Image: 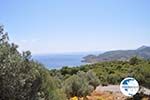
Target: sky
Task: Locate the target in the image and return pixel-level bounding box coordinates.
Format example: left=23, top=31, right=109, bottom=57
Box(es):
left=0, top=0, right=150, bottom=54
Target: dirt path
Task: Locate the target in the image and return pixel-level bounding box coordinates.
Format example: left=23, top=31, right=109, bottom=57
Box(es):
left=87, top=85, right=126, bottom=100
left=95, top=85, right=121, bottom=93
left=87, top=85, right=150, bottom=100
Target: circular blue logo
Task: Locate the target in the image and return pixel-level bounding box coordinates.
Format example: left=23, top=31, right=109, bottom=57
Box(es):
left=120, top=77, right=139, bottom=96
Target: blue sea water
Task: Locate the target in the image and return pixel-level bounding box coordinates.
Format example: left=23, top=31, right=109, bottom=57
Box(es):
left=32, top=54, right=87, bottom=69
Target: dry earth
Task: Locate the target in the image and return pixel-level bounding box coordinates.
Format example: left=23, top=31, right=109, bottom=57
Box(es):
left=86, top=85, right=150, bottom=100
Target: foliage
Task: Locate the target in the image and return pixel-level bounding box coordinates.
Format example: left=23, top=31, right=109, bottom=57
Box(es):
left=0, top=25, right=67, bottom=100
left=129, top=56, right=142, bottom=65
left=63, top=71, right=95, bottom=98
left=51, top=58, right=150, bottom=89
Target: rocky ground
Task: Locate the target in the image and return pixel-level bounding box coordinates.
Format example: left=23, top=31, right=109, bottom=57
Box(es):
left=86, top=85, right=150, bottom=100
left=70, top=85, right=150, bottom=100
left=87, top=85, right=126, bottom=100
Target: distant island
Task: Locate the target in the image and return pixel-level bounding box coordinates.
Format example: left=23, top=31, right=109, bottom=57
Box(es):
left=83, top=45, right=150, bottom=63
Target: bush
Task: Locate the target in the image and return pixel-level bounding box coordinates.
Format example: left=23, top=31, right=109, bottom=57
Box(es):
left=0, top=25, right=67, bottom=100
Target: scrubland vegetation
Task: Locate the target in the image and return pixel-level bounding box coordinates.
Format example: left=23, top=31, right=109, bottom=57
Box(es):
left=0, top=26, right=150, bottom=100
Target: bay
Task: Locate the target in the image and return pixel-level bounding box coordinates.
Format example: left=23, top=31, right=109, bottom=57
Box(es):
left=32, top=54, right=87, bottom=69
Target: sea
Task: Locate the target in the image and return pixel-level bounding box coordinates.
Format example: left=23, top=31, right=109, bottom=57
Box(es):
left=32, top=52, right=101, bottom=69
left=32, top=53, right=88, bottom=69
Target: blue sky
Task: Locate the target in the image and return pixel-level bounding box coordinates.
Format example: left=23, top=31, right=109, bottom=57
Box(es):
left=0, top=0, right=150, bottom=54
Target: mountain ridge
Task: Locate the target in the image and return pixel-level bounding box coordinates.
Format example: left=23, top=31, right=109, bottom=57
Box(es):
left=83, top=46, right=150, bottom=63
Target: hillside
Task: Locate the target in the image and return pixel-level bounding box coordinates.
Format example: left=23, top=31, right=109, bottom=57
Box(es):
left=83, top=46, right=150, bottom=63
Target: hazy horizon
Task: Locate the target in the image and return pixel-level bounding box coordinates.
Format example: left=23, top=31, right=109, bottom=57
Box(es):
left=1, top=0, right=150, bottom=54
